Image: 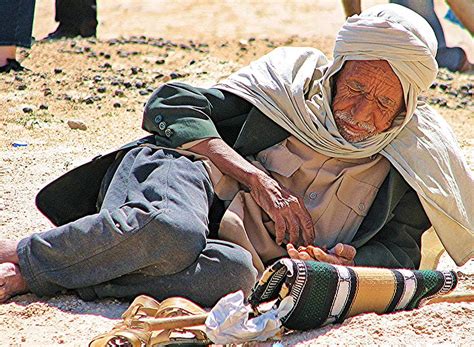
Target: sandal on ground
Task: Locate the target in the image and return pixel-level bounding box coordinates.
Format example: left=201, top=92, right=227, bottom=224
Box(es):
left=90, top=295, right=211, bottom=347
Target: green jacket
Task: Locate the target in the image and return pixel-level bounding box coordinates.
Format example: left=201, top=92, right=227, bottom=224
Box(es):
left=37, top=83, right=430, bottom=269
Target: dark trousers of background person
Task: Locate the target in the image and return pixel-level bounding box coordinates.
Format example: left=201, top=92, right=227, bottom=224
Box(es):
left=0, top=0, right=36, bottom=48
left=55, top=0, right=97, bottom=37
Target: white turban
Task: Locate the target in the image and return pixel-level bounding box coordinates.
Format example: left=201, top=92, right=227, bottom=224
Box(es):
left=216, top=4, right=474, bottom=266
left=332, top=3, right=438, bottom=128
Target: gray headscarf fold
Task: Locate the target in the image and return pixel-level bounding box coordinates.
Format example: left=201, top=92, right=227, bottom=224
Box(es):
left=215, top=4, right=473, bottom=266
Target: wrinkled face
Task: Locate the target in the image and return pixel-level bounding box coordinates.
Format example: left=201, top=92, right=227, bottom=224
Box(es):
left=332, top=60, right=405, bottom=143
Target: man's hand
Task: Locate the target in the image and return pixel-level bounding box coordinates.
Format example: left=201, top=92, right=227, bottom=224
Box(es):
left=250, top=173, right=314, bottom=246
left=191, top=138, right=315, bottom=247
left=287, top=243, right=356, bottom=266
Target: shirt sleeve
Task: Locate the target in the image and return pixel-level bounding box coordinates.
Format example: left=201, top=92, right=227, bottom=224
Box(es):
left=142, top=83, right=222, bottom=148
left=353, top=188, right=431, bottom=269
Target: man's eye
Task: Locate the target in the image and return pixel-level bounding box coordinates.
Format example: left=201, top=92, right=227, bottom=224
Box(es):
left=378, top=96, right=395, bottom=108
left=346, top=81, right=364, bottom=92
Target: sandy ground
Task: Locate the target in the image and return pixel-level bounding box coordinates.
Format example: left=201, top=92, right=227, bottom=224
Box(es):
left=0, top=0, right=473, bottom=345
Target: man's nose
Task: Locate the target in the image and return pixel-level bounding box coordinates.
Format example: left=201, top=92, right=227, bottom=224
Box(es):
left=350, top=97, right=375, bottom=123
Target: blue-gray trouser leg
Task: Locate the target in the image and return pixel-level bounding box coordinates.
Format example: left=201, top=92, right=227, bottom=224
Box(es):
left=17, top=147, right=257, bottom=306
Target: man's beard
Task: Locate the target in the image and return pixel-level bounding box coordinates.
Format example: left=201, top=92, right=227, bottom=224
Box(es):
left=334, top=111, right=376, bottom=143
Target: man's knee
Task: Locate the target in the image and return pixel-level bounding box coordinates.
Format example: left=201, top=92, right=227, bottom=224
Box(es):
left=140, top=210, right=207, bottom=271
left=212, top=242, right=258, bottom=298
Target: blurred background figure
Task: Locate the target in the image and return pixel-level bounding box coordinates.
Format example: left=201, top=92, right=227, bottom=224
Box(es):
left=341, top=0, right=473, bottom=72
left=0, top=0, right=36, bottom=73
left=45, top=0, right=97, bottom=39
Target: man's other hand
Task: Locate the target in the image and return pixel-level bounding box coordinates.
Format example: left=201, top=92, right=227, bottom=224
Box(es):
left=287, top=243, right=356, bottom=266
left=250, top=172, right=315, bottom=246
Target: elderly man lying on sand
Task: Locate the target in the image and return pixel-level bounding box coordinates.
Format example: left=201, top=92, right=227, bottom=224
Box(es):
left=0, top=4, right=472, bottom=306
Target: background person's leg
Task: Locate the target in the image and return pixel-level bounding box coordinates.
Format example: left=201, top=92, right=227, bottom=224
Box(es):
left=390, top=0, right=469, bottom=71
left=16, top=147, right=216, bottom=297
left=77, top=240, right=257, bottom=307
left=390, top=0, right=446, bottom=48
left=0, top=0, right=36, bottom=69
left=49, top=0, right=97, bottom=38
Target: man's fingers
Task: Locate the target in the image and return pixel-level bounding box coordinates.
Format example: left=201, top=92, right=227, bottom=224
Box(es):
left=331, top=243, right=357, bottom=260
left=298, top=251, right=313, bottom=261
left=287, top=215, right=301, bottom=245
left=307, top=246, right=331, bottom=262
left=287, top=244, right=314, bottom=261
left=297, top=207, right=315, bottom=245
left=287, top=244, right=300, bottom=259
left=274, top=216, right=287, bottom=245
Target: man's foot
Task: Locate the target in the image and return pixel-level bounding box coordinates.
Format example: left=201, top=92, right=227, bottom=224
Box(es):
left=0, top=263, right=28, bottom=303
left=44, top=22, right=96, bottom=40
left=0, top=239, right=20, bottom=263
left=0, top=59, right=25, bottom=73
left=44, top=23, right=81, bottom=40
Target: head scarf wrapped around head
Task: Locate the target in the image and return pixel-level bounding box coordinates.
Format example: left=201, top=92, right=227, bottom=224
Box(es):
left=331, top=3, right=438, bottom=128
left=215, top=4, right=473, bottom=266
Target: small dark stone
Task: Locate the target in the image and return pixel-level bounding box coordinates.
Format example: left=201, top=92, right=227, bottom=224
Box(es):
left=114, top=89, right=124, bottom=97
left=123, top=81, right=132, bottom=88
left=131, top=67, right=139, bottom=75
left=146, top=87, right=155, bottom=93
left=447, top=89, right=458, bottom=97
left=429, top=82, right=437, bottom=89
left=139, top=90, right=149, bottom=96
left=170, top=72, right=181, bottom=79
left=22, top=107, right=33, bottom=113
left=97, top=86, right=107, bottom=93
left=111, top=79, right=121, bottom=86
left=14, top=76, right=23, bottom=81
left=438, top=83, right=449, bottom=91
left=155, top=73, right=164, bottom=79
left=17, top=84, right=27, bottom=90
left=39, top=104, right=49, bottom=110
left=84, top=96, right=95, bottom=104
left=104, top=53, right=111, bottom=59
left=108, top=39, right=119, bottom=46
left=418, top=95, right=427, bottom=102
left=155, top=59, right=165, bottom=65
left=102, top=62, right=112, bottom=69
left=44, top=88, right=53, bottom=96
left=84, top=46, right=91, bottom=52
left=135, top=81, right=145, bottom=88
left=54, top=68, right=63, bottom=74
left=189, top=59, right=196, bottom=65
left=113, top=102, right=122, bottom=108
left=94, top=75, right=102, bottom=82
left=438, top=98, right=447, bottom=107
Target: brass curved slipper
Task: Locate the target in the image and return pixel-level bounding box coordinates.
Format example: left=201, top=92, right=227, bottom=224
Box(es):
left=90, top=295, right=210, bottom=347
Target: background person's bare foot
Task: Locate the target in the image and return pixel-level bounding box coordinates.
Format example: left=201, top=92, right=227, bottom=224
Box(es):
left=0, top=240, right=20, bottom=264
left=0, top=263, right=28, bottom=303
